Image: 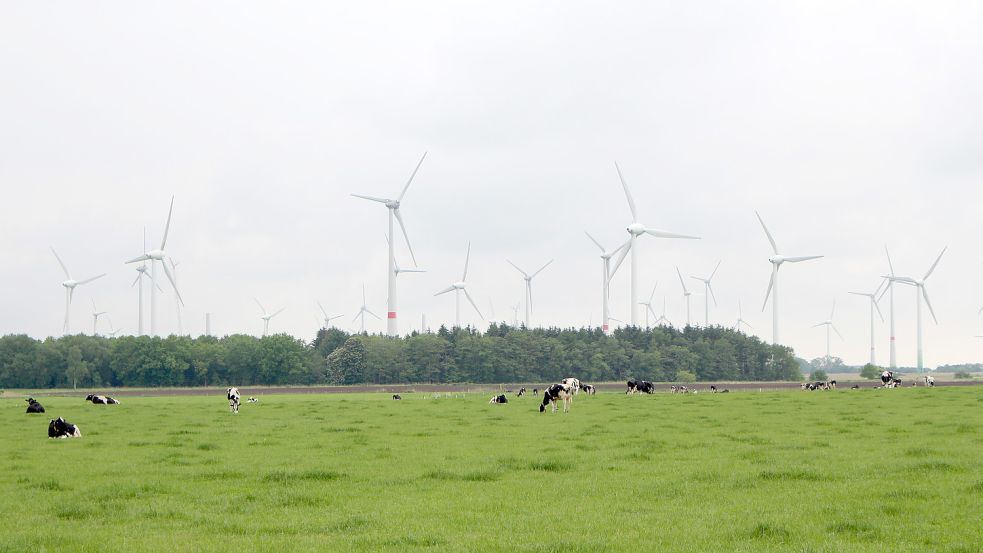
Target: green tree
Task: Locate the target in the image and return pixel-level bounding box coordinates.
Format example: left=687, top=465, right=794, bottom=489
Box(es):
left=809, top=369, right=829, bottom=382
left=65, top=345, right=89, bottom=389
left=859, top=363, right=881, bottom=379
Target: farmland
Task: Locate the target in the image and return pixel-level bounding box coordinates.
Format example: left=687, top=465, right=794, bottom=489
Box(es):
left=2, top=386, right=981, bottom=552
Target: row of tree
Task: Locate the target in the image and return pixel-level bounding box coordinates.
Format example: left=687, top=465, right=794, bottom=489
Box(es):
left=0, top=324, right=802, bottom=389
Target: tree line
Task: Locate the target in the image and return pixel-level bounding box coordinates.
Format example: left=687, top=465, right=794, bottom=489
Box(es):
left=0, top=324, right=801, bottom=389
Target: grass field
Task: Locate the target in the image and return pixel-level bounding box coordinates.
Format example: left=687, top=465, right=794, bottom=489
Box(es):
left=2, top=387, right=981, bottom=552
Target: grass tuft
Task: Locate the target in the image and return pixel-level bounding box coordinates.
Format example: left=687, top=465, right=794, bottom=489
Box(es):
left=758, top=469, right=822, bottom=482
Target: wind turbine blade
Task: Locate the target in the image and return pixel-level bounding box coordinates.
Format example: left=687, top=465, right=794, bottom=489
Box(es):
left=644, top=229, right=701, bottom=240
left=812, top=322, right=826, bottom=328
left=398, top=151, right=427, bottom=202
left=584, top=231, right=606, bottom=253
left=922, top=286, right=938, bottom=324
left=160, top=261, right=183, bottom=306
left=923, top=246, right=947, bottom=280
left=463, top=289, right=484, bottom=319
left=608, top=242, right=631, bottom=279
left=76, top=274, right=106, bottom=285
left=893, top=276, right=918, bottom=285
left=362, top=284, right=366, bottom=305
left=884, top=245, right=896, bottom=276
left=530, top=259, right=553, bottom=278
left=830, top=300, right=836, bottom=320
left=271, top=307, right=286, bottom=318
left=351, top=194, right=391, bottom=204
left=873, top=278, right=887, bottom=298
left=873, top=297, right=885, bottom=322
left=648, top=284, right=657, bottom=303
left=754, top=211, right=779, bottom=255
left=676, top=267, right=689, bottom=294
left=507, top=260, right=529, bottom=278
left=614, top=162, right=638, bottom=221
left=434, top=285, right=456, bottom=296
left=152, top=275, right=164, bottom=293
left=366, top=308, right=382, bottom=320
left=125, top=254, right=151, bottom=264
left=254, top=298, right=267, bottom=314
left=877, top=279, right=890, bottom=302
left=784, top=255, right=824, bottom=263
left=160, top=196, right=175, bottom=250
left=317, top=301, right=328, bottom=318
left=761, top=271, right=774, bottom=312
left=708, top=260, right=722, bottom=281
left=526, top=281, right=533, bottom=311
left=50, top=247, right=71, bottom=279
left=707, top=283, right=718, bottom=306
left=462, top=242, right=471, bottom=281
left=131, top=273, right=141, bottom=287
left=393, top=208, right=419, bottom=267
left=833, top=325, right=844, bottom=340
left=352, top=312, right=361, bottom=323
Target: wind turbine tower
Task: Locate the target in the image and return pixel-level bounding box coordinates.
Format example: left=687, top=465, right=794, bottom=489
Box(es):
left=585, top=232, right=628, bottom=333
left=50, top=247, right=105, bottom=335
left=434, top=242, right=482, bottom=327
left=892, top=247, right=946, bottom=372
left=812, top=301, right=843, bottom=358
left=125, top=197, right=184, bottom=337
left=691, top=261, right=721, bottom=326
left=351, top=153, right=427, bottom=336
left=849, top=283, right=884, bottom=365
left=507, top=259, right=553, bottom=328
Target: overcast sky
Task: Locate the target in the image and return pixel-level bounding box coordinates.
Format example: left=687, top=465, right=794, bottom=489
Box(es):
left=2, top=1, right=982, bottom=367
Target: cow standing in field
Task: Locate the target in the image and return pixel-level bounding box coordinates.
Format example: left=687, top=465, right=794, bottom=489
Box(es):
left=517, top=388, right=526, bottom=397
left=880, top=371, right=894, bottom=387
left=581, top=384, right=596, bottom=395
left=540, top=383, right=572, bottom=413
left=48, top=417, right=82, bottom=438
left=227, top=387, right=240, bottom=413
left=561, top=378, right=581, bottom=395
left=25, top=398, right=45, bottom=413
left=627, top=380, right=654, bottom=394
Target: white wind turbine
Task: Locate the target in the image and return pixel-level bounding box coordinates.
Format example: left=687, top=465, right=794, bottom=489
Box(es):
left=352, top=152, right=427, bottom=336
left=90, top=299, right=108, bottom=336
left=507, top=258, right=553, bottom=328
left=890, top=247, right=946, bottom=372
left=638, top=284, right=658, bottom=328
left=755, top=211, right=824, bottom=344
left=125, top=196, right=184, bottom=336
left=608, top=163, right=700, bottom=326
left=353, top=284, right=381, bottom=333
left=734, top=300, right=752, bottom=332
left=848, top=282, right=885, bottom=366
left=811, top=301, right=843, bottom=358
left=106, top=316, right=123, bottom=337
left=50, top=247, right=105, bottom=335
left=254, top=299, right=286, bottom=337
left=434, top=242, right=483, bottom=328
left=691, top=260, right=721, bottom=326
left=317, top=301, right=344, bottom=328
left=129, top=228, right=156, bottom=336
left=585, top=232, right=629, bottom=333
left=878, top=246, right=901, bottom=369
left=511, top=303, right=520, bottom=327
left=655, top=297, right=672, bottom=327
left=676, top=267, right=696, bottom=326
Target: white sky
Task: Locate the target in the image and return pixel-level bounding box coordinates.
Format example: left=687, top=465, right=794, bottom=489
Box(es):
left=1, top=1, right=982, bottom=367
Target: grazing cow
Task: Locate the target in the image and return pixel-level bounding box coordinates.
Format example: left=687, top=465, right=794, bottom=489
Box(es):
left=636, top=381, right=655, bottom=394
left=828, top=380, right=837, bottom=389
left=539, top=384, right=572, bottom=413
left=891, top=378, right=903, bottom=388
left=880, top=370, right=894, bottom=386
left=581, top=384, right=596, bottom=395
left=48, top=417, right=82, bottom=439
left=517, top=388, right=526, bottom=397
left=25, top=398, right=45, bottom=414
left=532, top=388, right=538, bottom=395
left=247, top=397, right=258, bottom=403
left=561, top=378, right=582, bottom=395
left=227, top=387, right=240, bottom=413
left=392, top=394, right=401, bottom=401
left=924, top=375, right=935, bottom=387
left=626, top=380, right=637, bottom=394
left=851, top=384, right=860, bottom=389
left=709, top=385, right=717, bottom=393
left=489, top=394, right=508, bottom=404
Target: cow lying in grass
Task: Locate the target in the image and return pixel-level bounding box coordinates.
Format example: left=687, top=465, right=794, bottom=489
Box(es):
left=227, top=387, right=240, bottom=413
left=25, top=398, right=45, bottom=413
left=489, top=394, right=508, bottom=404
left=539, top=384, right=572, bottom=413
left=924, top=376, right=935, bottom=387
left=85, top=394, right=120, bottom=404
left=48, top=417, right=82, bottom=438
left=626, top=380, right=654, bottom=394
left=392, top=394, right=401, bottom=401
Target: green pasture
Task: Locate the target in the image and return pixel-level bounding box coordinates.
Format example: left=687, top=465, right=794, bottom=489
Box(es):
left=1, top=387, right=981, bottom=552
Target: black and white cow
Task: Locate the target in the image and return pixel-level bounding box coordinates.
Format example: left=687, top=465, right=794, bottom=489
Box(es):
left=891, top=378, right=903, bottom=388
left=880, top=371, right=894, bottom=387
left=517, top=388, right=526, bottom=397
left=627, top=380, right=654, bottom=394
left=532, top=388, right=538, bottom=395
left=227, top=387, right=240, bottom=413
left=247, top=397, right=258, bottom=403
left=851, top=384, right=860, bottom=389
left=709, top=385, right=718, bottom=393
left=85, top=394, right=120, bottom=405
left=539, top=383, right=572, bottom=413
left=581, top=384, right=596, bottom=395
left=48, top=417, right=82, bottom=438
left=489, top=394, right=509, bottom=404
left=720, top=389, right=730, bottom=393
left=924, top=376, right=935, bottom=387
left=25, top=398, right=45, bottom=413
left=561, top=378, right=581, bottom=395
left=392, top=394, right=401, bottom=401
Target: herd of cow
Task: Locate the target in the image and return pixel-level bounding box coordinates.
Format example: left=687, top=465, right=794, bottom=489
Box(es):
left=22, top=393, right=121, bottom=439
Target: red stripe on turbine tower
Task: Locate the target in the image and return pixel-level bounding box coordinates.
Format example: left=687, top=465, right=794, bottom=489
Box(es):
left=388, top=312, right=397, bottom=319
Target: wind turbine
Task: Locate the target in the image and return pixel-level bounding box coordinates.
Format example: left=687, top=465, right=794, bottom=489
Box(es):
left=129, top=227, right=157, bottom=336
left=254, top=299, right=285, bottom=337
left=676, top=267, right=695, bottom=326
left=106, top=316, right=123, bottom=337
left=585, top=232, right=629, bottom=333
left=734, top=300, right=752, bottom=332
left=811, top=301, right=843, bottom=358
left=849, top=282, right=885, bottom=365
left=511, top=303, right=520, bottom=327
left=879, top=246, right=901, bottom=369
left=317, top=301, right=343, bottom=328
left=890, top=247, right=946, bottom=372
left=507, top=258, right=553, bottom=328
left=691, top=260, right=721, bottom=326
left=90, top=299, right=108, bottom=336
left=638, top=284, right=658, bottom=328
left=50, top=247, right=105, bottom=335
left=608, top=163, right=700, bottom=325
left=353, top=284, right=381, bottom=333
left=655, top=297, right=672, bottom=326
left=755, top=211, right=824, bottom=344
left=434, top=242, right=482, bottom=328
left=125, top=196, right=184, bottom=336
left=352, top=152, right=427, bottom=336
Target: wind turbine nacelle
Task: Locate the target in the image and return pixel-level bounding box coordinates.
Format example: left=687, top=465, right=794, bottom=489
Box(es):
left=62, top=280, right=77, bottom=288
left=768, top=255, right=785, bottom=264
left=452, top=282, right=467, bottom=289
left=146, top=249, right=166, bottom=260
left=627, top=223, right=646, bottom=236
